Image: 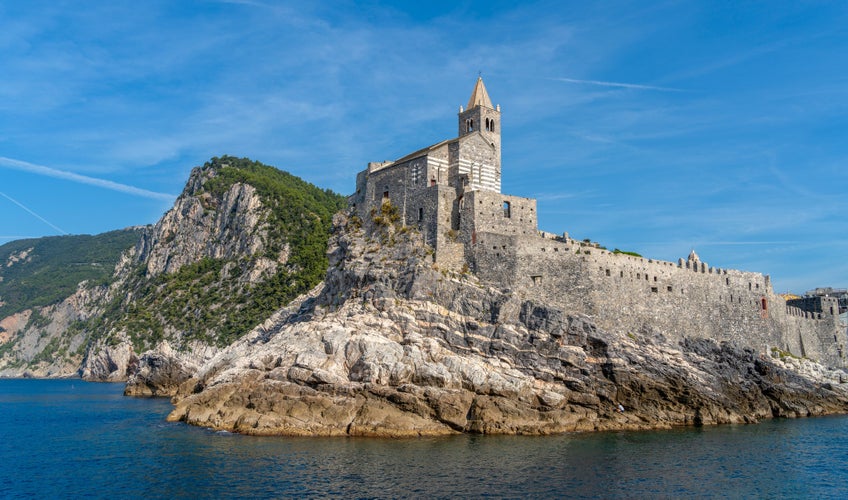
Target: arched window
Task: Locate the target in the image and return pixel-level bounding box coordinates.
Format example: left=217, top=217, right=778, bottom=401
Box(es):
left=466, top=118, right=474, bottom=132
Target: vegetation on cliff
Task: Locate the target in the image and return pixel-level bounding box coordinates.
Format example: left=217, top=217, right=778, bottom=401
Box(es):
left=0, top=229, right=142, bottom=318
left=612, top=248, right=642, bottom=257
left=202, top=155, right=345, bottom=293
left=96, top=156, right=347, bottom=350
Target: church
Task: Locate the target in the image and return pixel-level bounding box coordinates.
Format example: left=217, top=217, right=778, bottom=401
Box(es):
left=349, top=77, right=538, bottom=267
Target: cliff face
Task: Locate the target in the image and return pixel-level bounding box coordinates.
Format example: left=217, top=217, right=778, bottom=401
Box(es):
left=0, top=230, right=141, bottom=378
left=166, top=212, right=848, bottom=436
left=0, top=157, right=344, bottom=384
left=79, top=169, right=268, bottom=383
left=0, top=282, right=108, bottom=378
left=137, top=171, right=278, bottom=279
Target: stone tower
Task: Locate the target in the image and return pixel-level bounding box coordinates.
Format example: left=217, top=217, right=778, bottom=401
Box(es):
left=457, top=77, right=501, bottom=193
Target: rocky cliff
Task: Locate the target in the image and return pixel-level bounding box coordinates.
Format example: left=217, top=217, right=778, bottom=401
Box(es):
left=0, top=282, right=109, bottom=378
left=0, top=230, right=140, bottom=378
left=166, top=211, right=848, bottom=436
left=0, top=157, right=344, bottom=383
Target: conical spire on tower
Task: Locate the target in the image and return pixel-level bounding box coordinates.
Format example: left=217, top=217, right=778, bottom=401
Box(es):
left=457, top=76, right=502, bottom=192
left=467, top=77, right=493, bottom=109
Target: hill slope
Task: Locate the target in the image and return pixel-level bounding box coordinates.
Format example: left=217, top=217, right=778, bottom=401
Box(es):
left=0, top=229, right=142, bottom=319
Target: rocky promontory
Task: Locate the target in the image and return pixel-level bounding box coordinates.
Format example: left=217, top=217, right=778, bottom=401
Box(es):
left=3, top=156, right=846, bottom=436
left=166, top=211, right=848, bottom=436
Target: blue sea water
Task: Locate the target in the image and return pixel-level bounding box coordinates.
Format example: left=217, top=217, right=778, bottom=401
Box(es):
left=2, top=379, right=848, bottom=499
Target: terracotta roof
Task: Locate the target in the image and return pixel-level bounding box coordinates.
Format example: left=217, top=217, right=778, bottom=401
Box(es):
left=467, top=77, right=493, bottom=109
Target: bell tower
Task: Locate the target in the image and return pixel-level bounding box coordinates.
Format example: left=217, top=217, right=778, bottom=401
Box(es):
left=459, top=77, right=501, bottom=150
left=457, top=77, right=501, bottom=192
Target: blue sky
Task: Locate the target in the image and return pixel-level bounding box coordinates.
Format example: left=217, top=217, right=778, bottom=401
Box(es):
left=1, top=1, right=846, bottom=294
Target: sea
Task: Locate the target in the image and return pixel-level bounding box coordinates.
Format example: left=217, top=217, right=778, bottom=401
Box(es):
left=2, top=379, right=847, bottom=499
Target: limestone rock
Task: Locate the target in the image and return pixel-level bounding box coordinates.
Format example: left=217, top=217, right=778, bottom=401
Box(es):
left=124, top=344, right=198, bottom=397
left=165, top=212, right=848, bottom=436
left=81, top=339, right=137, bottom=382
left=0, top=281, right=107, bottom=378
left=138, top=170, right=273, bottom=280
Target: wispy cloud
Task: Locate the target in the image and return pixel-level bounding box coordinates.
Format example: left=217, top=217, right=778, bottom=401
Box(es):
left=213, top=0, right=282, bottom=10
left=701, top=241, right=803, bottom=246
left=550, top=77, right=684, bottom=92
left=0, top=191, right=67, bottom=235
left=661, top=30, right=839, bottom=85
left=634, top=240, right=801, bottom=246
left=0, top=157, right=175, bottom=200
left=534, top=190, right=598, bottom=202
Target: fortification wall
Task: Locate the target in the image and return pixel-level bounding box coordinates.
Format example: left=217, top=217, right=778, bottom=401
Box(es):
left=382, top=181, right=464, bottom=269
left=469, top=233, right=847, bottom=367
left=469, top=232, right=520, bottom=287
left=780, top=312, right=844, bottom=363
left=429, top=187, right=464, bottom=268
left=403, top=185, right=442, bottom=248
left=459, top=190, right=537, bottom=241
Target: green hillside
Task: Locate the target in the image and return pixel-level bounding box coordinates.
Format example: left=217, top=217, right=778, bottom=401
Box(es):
left=0, top=229, right=143, bottom=318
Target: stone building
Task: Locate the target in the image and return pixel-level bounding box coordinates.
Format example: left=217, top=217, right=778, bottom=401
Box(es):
left=794, top=288, right=848, bottom=315
left=349, top=77, right=537, bottom=268
left=350, top=78, right=847, bottom=368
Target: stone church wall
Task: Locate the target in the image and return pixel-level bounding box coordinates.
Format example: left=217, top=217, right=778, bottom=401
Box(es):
left=452, top=133, right=500, bottom=192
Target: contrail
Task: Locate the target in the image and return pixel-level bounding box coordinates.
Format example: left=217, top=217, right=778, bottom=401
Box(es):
left=0, top=156, right=176, bottom=201
left=0, top=191, right=68, bottom=235
left=550, top=77, right=684, bottom=92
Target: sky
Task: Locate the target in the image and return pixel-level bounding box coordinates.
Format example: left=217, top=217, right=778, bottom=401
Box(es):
left=0, top=1, right=846, bottom=294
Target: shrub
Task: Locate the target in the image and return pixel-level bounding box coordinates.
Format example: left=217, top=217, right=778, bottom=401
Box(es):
left=613, top=248, right=643, bottom=257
